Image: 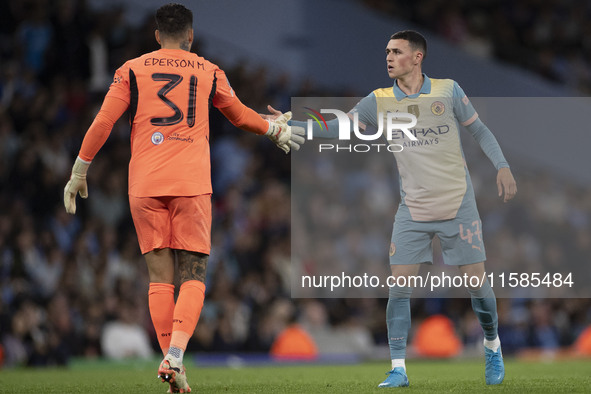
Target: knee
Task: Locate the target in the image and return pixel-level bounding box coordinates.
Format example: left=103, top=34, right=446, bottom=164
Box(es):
left=467, top=279, right=494, bottom=298
left=389, top=286, right=413, bottom=298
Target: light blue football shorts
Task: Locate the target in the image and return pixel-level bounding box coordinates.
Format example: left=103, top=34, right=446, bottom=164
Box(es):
left=389, top=197, right=486, bottom=266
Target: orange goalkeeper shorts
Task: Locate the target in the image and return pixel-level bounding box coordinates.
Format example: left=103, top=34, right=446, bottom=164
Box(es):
left=129, top=194, right=212, bottom=255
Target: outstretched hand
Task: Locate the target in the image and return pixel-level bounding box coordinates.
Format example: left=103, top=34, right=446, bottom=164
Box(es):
left=497, top=167, right=517, bottom=203
left=259, top=105, right=283, bottom=121
left=261, top=105, right=306, bottom=151
left=265, top=111, right=292, bottom=153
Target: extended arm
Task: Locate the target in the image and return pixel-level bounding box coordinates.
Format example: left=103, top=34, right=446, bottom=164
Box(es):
left=218, top=98, right=271, bottom=135
left=268, top=93, right=377, bottom=145
left=291, top=118, right=341, bottom=139
left=219, top=98, right=294, bottom=153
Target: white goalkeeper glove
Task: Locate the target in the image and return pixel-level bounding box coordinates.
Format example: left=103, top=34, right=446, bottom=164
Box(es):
left=64, top=157, right=90, bottom=214
left=290, top=124, right=306, bottom=151
left=265, top=111, right=292, bottom=153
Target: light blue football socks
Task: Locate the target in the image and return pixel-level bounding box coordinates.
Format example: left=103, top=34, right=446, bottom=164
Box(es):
left=467, top=279, right=498, bottom=342
left=386, top=286, right=413, bottom=360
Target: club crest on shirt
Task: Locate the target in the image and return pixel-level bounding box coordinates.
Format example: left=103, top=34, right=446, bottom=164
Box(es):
left=151, top=131, right=164, bottom=145
left=431, top=101, right=445, bottom=115
left=407, top=105, right=420, bottom=118
left=389, top=242, right=396, bottom=256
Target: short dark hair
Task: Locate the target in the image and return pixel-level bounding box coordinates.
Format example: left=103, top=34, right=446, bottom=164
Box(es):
left=155, top=3, right=193, bottom=39
left=390, top=30, right=427, bottom=61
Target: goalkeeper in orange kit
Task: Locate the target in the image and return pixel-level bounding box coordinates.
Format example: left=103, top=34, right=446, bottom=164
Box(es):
left=63, top=3, right=304, bottom=392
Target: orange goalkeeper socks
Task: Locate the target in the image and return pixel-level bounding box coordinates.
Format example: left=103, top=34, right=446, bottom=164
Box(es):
left=148, top=282, right=175, bottom=355
left=169, top=280, right=206, bottom=353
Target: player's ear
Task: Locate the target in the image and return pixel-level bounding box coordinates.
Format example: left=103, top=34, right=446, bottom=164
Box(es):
left=415, top=51, right=423, bottom=65
left=155, top=30, right=161, bottom=45
left=187, top=28, right=194, bottom=44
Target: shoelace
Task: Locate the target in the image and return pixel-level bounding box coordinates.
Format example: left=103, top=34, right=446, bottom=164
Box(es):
left=486, top=351, right=504, bottom=374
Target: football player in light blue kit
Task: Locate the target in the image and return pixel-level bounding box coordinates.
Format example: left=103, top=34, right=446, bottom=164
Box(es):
left=279, top=30, right=517, bottom=388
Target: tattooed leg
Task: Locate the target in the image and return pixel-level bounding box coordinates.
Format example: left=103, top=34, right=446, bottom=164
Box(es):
left=163, top=249, right=207, bottom=385
left=176, top=250, right=208, bottom=284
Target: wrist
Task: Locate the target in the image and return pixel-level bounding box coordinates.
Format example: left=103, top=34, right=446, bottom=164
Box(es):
left=72, top=156, right=91, bottom=176
left=265, top=119, right=273, bottom=135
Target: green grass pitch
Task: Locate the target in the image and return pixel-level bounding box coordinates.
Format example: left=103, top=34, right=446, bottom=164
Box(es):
left=0, top=357, right=589, bottom=393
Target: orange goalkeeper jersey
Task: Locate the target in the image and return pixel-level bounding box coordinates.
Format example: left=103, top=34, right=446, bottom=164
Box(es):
left=107, top=48, right=238, bottom=197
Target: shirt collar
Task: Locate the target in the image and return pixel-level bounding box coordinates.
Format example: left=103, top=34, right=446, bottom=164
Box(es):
left=392, top=74, right=431, bottom=100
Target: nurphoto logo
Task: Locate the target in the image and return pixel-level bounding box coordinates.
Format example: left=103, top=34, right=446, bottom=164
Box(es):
left=305, top=109, right=418, bottom=153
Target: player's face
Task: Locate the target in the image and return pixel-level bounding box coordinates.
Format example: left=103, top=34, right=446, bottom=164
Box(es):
left=385, top=39, right=420, bottom=79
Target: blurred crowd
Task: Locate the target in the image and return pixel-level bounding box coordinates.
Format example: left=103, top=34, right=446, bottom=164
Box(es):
left=363, top=0, right=591, bottom=93
left=0, top=0, right=589, bottom=368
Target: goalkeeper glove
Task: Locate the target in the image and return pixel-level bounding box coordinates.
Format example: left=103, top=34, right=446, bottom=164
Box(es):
left=290, top=124, right=306, bottom=151
left=64, top=157, right=90, bottom=214
left=265, top=111, right=292, bottom=153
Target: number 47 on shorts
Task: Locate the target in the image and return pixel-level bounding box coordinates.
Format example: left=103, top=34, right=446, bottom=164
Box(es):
left=460, top=221, right=482, bottom=251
